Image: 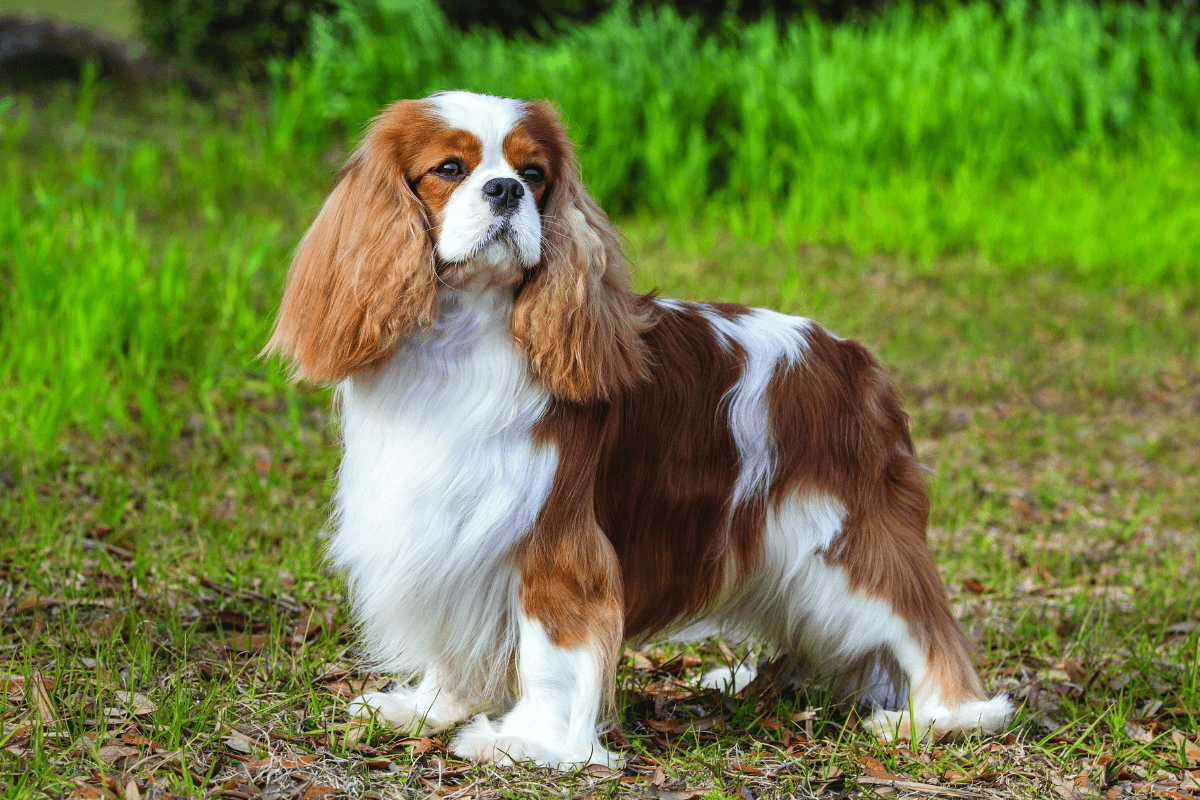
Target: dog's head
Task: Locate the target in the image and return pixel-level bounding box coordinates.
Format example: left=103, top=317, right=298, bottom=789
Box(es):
left=264, top=91, right=647, bottom=402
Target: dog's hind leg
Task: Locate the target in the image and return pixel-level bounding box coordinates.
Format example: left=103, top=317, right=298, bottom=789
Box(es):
left=747, top=335, right=1013, bottom=740
left=730, top=487, right=1012, bottom=741
left=830, top=454, right=1013, bottom=741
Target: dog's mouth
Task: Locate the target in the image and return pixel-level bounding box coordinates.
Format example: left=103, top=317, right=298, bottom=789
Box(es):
left=438, top=221, right=519, bottom=265
left=479, top=221, right=518, bottom=250
left=434, top=221, right=529, bottom=288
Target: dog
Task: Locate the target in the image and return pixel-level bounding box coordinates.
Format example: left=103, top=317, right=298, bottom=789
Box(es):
left=264, top=91, right=1013, bottom=769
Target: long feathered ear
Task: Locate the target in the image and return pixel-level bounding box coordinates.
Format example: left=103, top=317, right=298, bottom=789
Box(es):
left=262, top=101, right=441, bottom=384
left=511, top=103, right=649, bottom=403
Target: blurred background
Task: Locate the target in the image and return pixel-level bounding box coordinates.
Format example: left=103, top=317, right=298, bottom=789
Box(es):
left=1, top=0, right=1197, bottom=451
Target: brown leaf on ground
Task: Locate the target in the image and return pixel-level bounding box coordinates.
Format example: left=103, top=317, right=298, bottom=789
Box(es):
left=731, top=764, right=765, bottom=776
left=419, top=776, right=459, bottom=796
left=200, top=609, right=254, bottom=630
left=311, top=666, right=349, bottom=684
left=221, top=632, right=269, bottom=652
left=95, top=743, right=137, bottom=764
left=583, top=763, right=618, bottom=778
left=1125, top=721, right=1155, bottom=743
left=221, top=730, right=258, bottom=754
left=1172, top=732, right=1200, bottom=766
left=391, top=736, right=438, bottom=756
left=1, top=673, right=25, bottom=699
left=861, top=756, right=905, bottom=782
left=119, top=732, right=168, bottom=752
left=1060, top=658, right=1088, bottom=686
left=894, top=747, right=931, bottom=766
left=820, top=766, right=844, bottom=782
left=246, top=753, right=319, bottom=776
left=857, top=776, right=991, bottom=798
left=627, top=651, right=655, bottom=671
left=67, top=781, right=104, bottom=800
left=291, top=608, right=331, bottom=642
left=112, top=690, right=156, bottom=716
left=1049, top=772, right=1086, bottom=800
left=689, top=715, right=722, bottom=732
left=30, top=670, right=58, bottom=726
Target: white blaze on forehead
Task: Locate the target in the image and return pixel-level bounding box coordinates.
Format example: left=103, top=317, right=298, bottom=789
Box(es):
left=427, top=91, right=543, bottom=269
left=428, top=91, right=525, bottom=158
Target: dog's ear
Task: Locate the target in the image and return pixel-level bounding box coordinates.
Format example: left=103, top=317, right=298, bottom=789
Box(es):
left=511, top=102, right=649, bottom=402
left=263, top=101, right=441, bottom=384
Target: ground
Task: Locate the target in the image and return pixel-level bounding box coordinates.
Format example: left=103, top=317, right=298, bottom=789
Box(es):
left=1, top=83, right=1198, bottom=800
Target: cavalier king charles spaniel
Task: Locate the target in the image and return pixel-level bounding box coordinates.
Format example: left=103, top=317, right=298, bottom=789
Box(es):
left=265, top=91, right=1012, bottom=769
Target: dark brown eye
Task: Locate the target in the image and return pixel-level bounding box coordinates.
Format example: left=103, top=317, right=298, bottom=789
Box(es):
left=521, top=165, right=545, bottom=185
left=434, top=160, right=464, bottom=178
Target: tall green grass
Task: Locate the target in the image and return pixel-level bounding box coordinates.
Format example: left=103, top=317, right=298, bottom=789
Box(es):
left=0, top=75, right=319, bottom=452
left=284, top=0, right=1200, bottom=284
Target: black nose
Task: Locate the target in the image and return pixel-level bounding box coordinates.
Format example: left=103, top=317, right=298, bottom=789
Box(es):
left=482, top=177, right=524, bottom=213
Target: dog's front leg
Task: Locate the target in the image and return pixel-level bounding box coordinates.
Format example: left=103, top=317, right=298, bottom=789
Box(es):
left=350, top=665, right=478, bottom=734
left=452, top=515, right=624, bottom=770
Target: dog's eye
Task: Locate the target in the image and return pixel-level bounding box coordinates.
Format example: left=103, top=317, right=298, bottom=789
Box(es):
left=434, top=160, right=464, bottom=178
left=521, top=166, right=546, bottom=185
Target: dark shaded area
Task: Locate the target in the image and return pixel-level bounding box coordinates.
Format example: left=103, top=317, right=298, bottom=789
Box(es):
left=136, top=0, right=337, bottom=80
left=7, top=0, right=1198, bottom=84
left=0, top=15, right=171, bottom=86
left=439, top=0, right=614, bottom=36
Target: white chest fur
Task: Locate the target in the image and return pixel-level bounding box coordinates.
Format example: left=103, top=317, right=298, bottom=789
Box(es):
left=329, top=289, right=556, bottom=697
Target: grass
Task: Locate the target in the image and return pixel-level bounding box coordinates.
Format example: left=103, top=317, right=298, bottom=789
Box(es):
left=0, top=71, right=328, bottom=451
left=286, top=0, right=1200, bottom=286
left=1, top=76, right=1198, bottom=799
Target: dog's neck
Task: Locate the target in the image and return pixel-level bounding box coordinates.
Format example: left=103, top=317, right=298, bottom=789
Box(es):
left=342, top=283, right=543, bottom=419
left=434, top=285, right=516, bottom=342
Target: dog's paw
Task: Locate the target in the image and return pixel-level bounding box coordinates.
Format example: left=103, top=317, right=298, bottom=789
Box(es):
left=451, top=715, right=623, bottom=770
left=868, top=694, right=1015, bottom=742
left=699, top=665, right=757, bottom=693
left=349, top=687, right=463, bottom=734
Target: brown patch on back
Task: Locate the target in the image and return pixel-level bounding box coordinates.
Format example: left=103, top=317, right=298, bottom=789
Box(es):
left=532, top=299, right=761, bottom=641
left=766, top=325, right=985, bottom=704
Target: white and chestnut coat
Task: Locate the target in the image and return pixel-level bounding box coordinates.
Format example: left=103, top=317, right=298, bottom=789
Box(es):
left=265, top=91, right=1012, bottom=769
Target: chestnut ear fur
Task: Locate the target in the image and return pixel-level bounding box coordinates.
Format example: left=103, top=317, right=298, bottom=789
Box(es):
left=511, top=102, right=650, bottom=403
left=262, top=101, right=441, bottom=385
left=265, top=97, right=648, bottom=399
